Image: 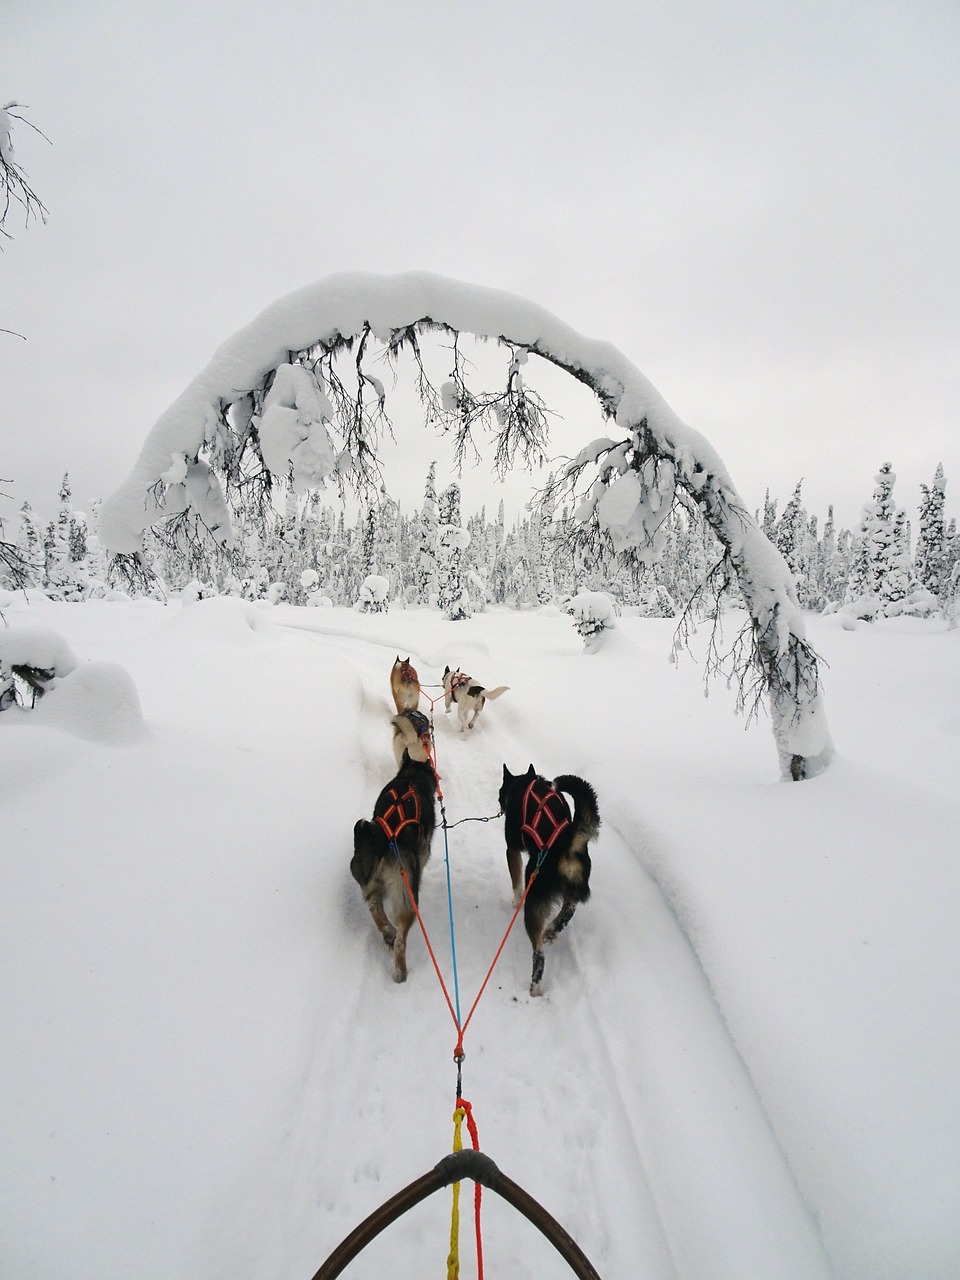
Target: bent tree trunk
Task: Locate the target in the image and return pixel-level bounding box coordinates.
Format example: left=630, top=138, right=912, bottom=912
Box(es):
left=100, top=271, right=833, bottom=779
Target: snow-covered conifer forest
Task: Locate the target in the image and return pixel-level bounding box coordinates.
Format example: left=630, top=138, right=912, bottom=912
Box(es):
left=3, top=458, right=957, bottom=620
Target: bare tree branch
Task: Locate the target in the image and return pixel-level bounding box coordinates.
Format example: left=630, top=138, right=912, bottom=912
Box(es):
left=1, top=102, right=50, bottom=243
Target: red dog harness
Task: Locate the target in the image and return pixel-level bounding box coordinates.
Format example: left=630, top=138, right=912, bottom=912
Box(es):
left=375, top=785, right=422, bottom=842
left=449, top=672, right=472, bottom=698
left=521, top=778, right=571, bottom=853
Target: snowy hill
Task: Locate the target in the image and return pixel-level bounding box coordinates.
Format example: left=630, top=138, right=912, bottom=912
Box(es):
left=2, top=596, right=958, bottom=1279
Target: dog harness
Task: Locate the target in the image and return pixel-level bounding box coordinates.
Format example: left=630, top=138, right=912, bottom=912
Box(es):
left=403, top=709, right=433, bottom=744
left=448, top=672, right=472, bottom=699
left=520, top=778, right=571, bottom=853
left=375, top=784, right=422, bottom=842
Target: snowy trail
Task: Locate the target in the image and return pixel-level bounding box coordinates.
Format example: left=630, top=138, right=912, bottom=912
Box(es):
left=6, top=599, right=958, bottom=1278
left=274, top=615, right=831, bottom=1279
left=268, top=620, right=675, bottom=1278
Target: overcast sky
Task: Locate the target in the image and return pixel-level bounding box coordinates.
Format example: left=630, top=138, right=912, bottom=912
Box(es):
left=3, top=0, right=958, bottom=533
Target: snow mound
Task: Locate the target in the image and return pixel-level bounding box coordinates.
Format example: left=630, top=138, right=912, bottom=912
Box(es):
left=160, top=596, right=277, bottom=645
left=30, top=661, right=148, bottom=742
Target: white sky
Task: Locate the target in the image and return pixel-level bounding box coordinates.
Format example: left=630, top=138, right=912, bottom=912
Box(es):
left=3, top=0, right=958, bottom=531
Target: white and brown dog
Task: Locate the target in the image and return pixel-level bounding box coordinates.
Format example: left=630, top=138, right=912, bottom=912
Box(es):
left=390, top=656, right=421, bottom=714
left=442, top=666, right=509, bottom=732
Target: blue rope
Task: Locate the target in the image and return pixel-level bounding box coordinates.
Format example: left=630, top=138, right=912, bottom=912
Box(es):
left=439, top=798, right=463, bottom=1030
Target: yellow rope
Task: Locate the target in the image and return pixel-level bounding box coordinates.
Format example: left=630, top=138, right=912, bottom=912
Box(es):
left=446, top=1106, right=466, bottom=1280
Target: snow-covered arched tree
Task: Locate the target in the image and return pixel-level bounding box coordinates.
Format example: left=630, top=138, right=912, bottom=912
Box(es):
left=100, top=272, right=832, bottom=779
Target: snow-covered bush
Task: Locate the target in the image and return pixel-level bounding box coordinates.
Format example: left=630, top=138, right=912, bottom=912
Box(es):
left=0, top=625, right=79, bottom=710
left=883, top=587, right=940, bottom=619
left=181, top=579, right=217, bottom=605
left=568, top=591, right=617, bottom=653
left=640, top=584, right=678, bottom=618
left=357, top=574, right=389, bottom=613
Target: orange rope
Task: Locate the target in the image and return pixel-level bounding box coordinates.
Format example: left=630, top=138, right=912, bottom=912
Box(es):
left=458, top=868, right=539, bottom=1043
left=395, top=862, right=460, bottom=1032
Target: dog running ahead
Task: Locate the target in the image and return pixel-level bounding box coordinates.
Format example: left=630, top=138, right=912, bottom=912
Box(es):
left=351, top=751, right=438, bottom=983
left=391, top=656, right=421, bottom=714
left=498, top=763, right=600, bottom=997
left=443, top=666, right=509, bottom=732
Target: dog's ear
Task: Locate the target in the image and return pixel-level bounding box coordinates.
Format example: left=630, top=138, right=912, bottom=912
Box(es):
left=444, top=665, right=450, bottom=676
left=395, top=655, right=401, bottom=664
left=502, top=763, right=510, bottom=782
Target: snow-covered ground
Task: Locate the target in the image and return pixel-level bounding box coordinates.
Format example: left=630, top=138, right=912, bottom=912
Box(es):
left=2, top=595, right=958, bottom=1280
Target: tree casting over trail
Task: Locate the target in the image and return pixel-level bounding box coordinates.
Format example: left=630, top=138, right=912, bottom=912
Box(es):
left=100, top=272, right=833, bottom=781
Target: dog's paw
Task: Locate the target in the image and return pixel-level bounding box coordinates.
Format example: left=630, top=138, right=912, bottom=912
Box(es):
left=529, top=981, right=543, bottom=997
left=392, top=966, right=407, bottom=983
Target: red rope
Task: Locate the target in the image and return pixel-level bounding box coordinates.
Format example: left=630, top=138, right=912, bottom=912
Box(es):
left=396, top=862, right=459, bottom=1032
left=458, top=868, right=539, bottom=1043
left=457, top=1097, right=484, bottom=1280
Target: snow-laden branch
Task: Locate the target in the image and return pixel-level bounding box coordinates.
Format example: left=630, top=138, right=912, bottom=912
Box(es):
left=100, top=270, right=833, bottom=779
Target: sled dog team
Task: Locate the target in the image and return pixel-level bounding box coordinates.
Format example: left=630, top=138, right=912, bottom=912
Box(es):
left=351, top=657, right=600, bottom=996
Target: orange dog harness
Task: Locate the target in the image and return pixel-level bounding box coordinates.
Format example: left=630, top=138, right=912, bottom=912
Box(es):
left=520, top=778, right=571, bottom=853
left=375, top=784, right=422, bottom=842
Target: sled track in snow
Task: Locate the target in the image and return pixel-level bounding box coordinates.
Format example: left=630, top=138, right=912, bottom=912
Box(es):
left=277, top=619, right=831, bottom=1279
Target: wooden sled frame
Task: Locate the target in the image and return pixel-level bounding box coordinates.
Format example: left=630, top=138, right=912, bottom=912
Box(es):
left=310, top=1148, right=602, bottom=1279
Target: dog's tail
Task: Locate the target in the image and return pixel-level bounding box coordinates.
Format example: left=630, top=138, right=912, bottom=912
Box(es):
left=350, top=818, right=386, bottom=887
left=553, top=775, right=601, bottom=850
left=481, top=685, right=510, bottom=701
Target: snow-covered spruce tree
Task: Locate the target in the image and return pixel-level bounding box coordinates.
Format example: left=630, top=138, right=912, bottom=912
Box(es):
left=915, top=463, right=948, bottom=603
left=1, top=482, right=34, bottom=591
left=883, top=509, right=914, bottom=614
left=416, top=461, right=439, bottom=606
left=776, top=481, right=806, bottom=579
left=535, top=479, right=557, bottom=605
left=761, top=489, right=778, bottom=541
left=437, top=482, right=470, bottom=620
left=869, top=462, right=898, bottom=611
left=99, top=272, right=832, bottom=779
left=378, top=489, right=402, bottom=603
left=42, top=473, right=90, bottom=601
left=846, top=507, right=875, bottom=613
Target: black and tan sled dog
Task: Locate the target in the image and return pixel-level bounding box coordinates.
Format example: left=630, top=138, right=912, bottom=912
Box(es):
left=351, top=752, right=438, bottom=983
left=498, top=763, right=601, bottom=997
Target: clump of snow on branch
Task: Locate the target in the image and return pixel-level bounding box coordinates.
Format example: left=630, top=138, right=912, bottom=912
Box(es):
left=257, top=364, right=337, bottom=490
left=161, top=460, right=232, bottom=548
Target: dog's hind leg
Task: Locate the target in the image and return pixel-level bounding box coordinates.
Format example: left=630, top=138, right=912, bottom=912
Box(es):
left=506, top=847, right=524, bottom=905
left=365, top=895, right=397, bottom=948
left=544, top=899, right=577, bottom=944
left=524, top=899, right=550, bottom=997
left=391, top=901, right=416, bottom=983
left=530, top=947, right=545, bottom=996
